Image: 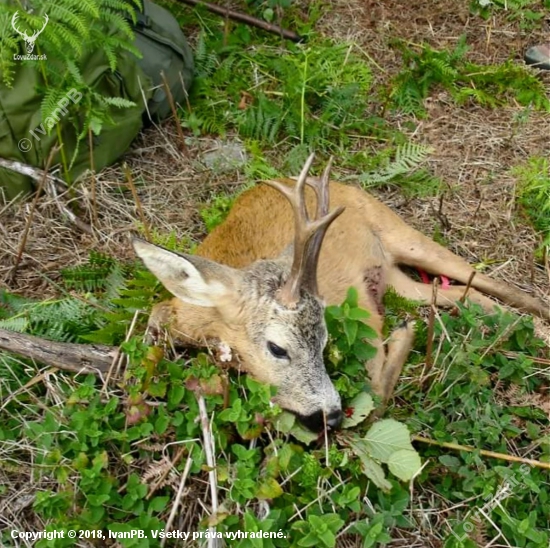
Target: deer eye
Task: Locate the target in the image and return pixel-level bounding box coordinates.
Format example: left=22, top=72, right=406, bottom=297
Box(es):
left=267, top=341, right=289, bottom=359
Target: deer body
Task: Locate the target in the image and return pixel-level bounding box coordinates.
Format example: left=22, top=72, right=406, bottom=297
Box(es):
left=134, top=159, right=549, bottom=432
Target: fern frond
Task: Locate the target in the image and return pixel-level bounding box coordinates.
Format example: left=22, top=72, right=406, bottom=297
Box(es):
left=0, top=317, right=30, bottom=333
left=40, top=88, right=65, bottom=132
left=48, top=3, right=89, bottom=40
left=360, top=143, right=434, bottom=186
left=100, top=96, right=137, bottom=108
left=98, top=9, right=135, bottom=40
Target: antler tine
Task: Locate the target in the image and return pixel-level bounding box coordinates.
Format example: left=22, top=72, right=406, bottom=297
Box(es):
left=262, top=153, right=315, bottom=215
left=302, top=156, right=344, bottom=296
left=263, top=154, right=344, bottom=307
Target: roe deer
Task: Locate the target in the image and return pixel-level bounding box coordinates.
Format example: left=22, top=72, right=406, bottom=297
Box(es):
left=133, top=154, right=549, bottom=432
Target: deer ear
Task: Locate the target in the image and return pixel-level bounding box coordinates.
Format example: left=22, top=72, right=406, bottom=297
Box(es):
left=133, top=239, right=241, bottom=307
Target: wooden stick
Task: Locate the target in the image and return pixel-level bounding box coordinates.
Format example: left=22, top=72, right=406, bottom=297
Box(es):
left=413, top=435, right=550, bottom=470
left=9, top=146, right=60, bottom=282
left=421, top=277, right=438, bottom=388
left=0, top=156, right=93, bottom=235
left=124, top=163, right=151, bottom=242
left=161, top=70, right=187, bottom=153
left=0, top=328, right=115, bottom=374
left=175, top=0, right=303, bottom=43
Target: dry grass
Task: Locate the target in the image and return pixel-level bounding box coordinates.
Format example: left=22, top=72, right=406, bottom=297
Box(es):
left=0, top=126, right=247, bottom=299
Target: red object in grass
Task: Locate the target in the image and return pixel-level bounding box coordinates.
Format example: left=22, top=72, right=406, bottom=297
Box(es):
left=344, top=407, right=354, bottom=418
left=418, top=268, right=451, bottom=289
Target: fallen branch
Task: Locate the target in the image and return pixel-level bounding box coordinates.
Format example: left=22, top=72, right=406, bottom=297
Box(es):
left=413, top=435, right=550, bottom=470
left=9, top=146, right=61, bottom=282
left=0, top=156, right=93, bottom=235
left=161, top=447, right=194, bottom=548
left=176, top=0, right=303, bottom=43
left=197, top=393, right=219, bottom=548
left=0, top=328, right=115, bottom=374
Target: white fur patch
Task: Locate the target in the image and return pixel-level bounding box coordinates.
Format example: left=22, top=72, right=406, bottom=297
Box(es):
left=218, top=341, right=233, bottom=362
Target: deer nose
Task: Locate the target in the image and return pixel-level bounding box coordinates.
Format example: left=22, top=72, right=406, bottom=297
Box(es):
left=326, top=409, right=344, bottom=429
left=299, top=408, right=343, bottom=432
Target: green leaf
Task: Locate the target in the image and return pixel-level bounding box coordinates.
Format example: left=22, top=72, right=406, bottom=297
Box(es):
left=289, top=424, right=318, bottom=445
left=154, top=413, right=169, bottom=435
left=348, top=307, right=370, bottom=320
left=356, top=450, right=392, bottom=492
left=148, top=381, right=167, bottom=398
left=387, top=449, right=422, bottom=481
left=148, top=496, right=169, bottom=512
left=353, top=341, right=378, bottom=361
left=343, top=319, right=358, bottom=346
left=363, top=419, right=414, bottom=463
left=342, top=392, right=374, bottom=428
left=345, top=287, right=359, bottom=307
left=256, top=477, right=283, bottom=500
left=274, top=411, right=296, bottom=433
left=348, top=435, right=392, bottom=490
left=298, top=533, right=320, bottom=547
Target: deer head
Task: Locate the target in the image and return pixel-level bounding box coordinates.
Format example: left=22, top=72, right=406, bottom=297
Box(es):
left=12, top=12, right=49, bottom=54
left=134, top=155, right=346, bottom=432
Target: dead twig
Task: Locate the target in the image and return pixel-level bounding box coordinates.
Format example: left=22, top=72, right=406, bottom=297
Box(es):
left=197, top=393, right=219, bottom=548
left=123, top=163, right=151, bottom=242
left=176, top=0, right=303, bottom=43
left=413, top=435, right=550, bottom=470
left=421, top=277, right=438, bottom=389
left=9, top=146, right=61, bottom=282
left=88, top=128, right=98, bottom=225
left=161, top=70, right=188, bottom=154
left=147, top=445, right=187, bottom=500
left=161, top=447, right=194, bottom=548
left=459, top=271, right=477, bottom=304
left=0, top=156, right=93, bottom=235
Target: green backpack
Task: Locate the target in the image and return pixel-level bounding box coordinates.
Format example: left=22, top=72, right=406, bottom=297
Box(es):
left=0, top=0, right=194, bottom=201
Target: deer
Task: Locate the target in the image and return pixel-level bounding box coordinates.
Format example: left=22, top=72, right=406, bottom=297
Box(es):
left=133, top=154, right=549, bottom=433
left=11, top=11, right=49, bottom=54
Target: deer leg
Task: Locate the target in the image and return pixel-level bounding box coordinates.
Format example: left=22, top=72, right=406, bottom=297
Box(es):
left=381, top=322, right=416, bottom=402
left=366, top=321, right=415, bottom=419
left=387, top=267, right=503, bottom=313
left=362, top=317, right=415, bottom=408
left=387, top=231, right=549, bottom=319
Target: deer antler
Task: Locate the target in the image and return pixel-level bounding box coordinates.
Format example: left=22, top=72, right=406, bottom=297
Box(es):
left=264, top=154, right=345, bottom=307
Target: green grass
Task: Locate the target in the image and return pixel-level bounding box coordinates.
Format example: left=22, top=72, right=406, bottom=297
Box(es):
left=512, top=157, right=550, bottom=258
left=389, top=35, right=550, bottom=118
